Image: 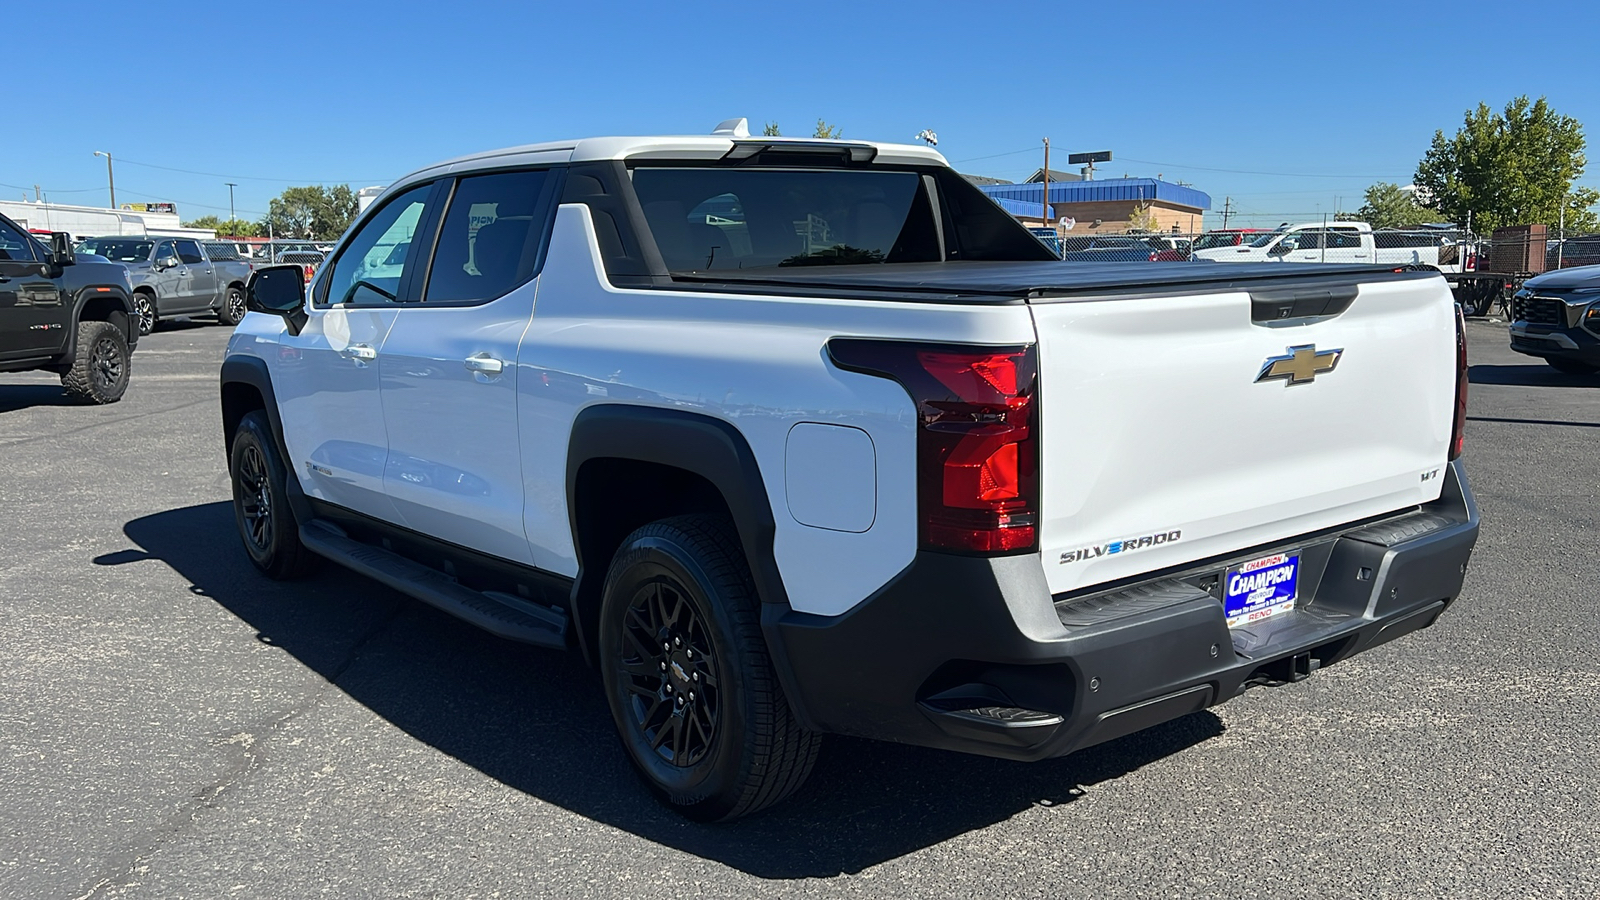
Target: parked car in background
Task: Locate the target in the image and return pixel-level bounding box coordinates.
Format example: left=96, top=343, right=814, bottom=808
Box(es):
left=1149, top=235, right=1192, bottom=261
left=1507, top=264, right=1600, bottom=374
left=204, top=241, right=253, bottom=264
left=1191, top=229, right=1264, bottom=253
left=1547, top=236, right=1600, bottom=270
left=1060, top=235, right=1165, bottom=262
left=275, top=250, right=324, bottom=284
left=1, top=213, right=140, bottom=403
left=75, top=235, right=254, bottom=334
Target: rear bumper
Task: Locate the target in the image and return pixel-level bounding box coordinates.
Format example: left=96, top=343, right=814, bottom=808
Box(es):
left=765, top=461, right=1478, bottom=761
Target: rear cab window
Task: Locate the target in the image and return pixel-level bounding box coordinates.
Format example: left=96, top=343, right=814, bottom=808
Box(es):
left=623, top=159, right=1054, bottom=276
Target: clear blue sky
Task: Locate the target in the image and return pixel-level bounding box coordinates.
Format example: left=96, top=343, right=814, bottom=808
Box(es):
left=6, top=1, right=1596, bottom=228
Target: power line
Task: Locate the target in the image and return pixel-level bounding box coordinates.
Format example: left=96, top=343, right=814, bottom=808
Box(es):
left=947, top=146, right=1036, bottom=164
left=1117, top=156, right=1406, bottom=180
left=0, top=180, right=104, bottom=194
left=114, top=156, right=385, bottom=185
left=947, top=148, right=1410, bottom=180
left=116, top=187, right=268, bottom=218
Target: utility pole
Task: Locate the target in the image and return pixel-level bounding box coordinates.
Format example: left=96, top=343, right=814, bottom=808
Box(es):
left=225, top=182, right=237, bottom=224
left=93, top=151, right=116, bottom=209
left=1558, top=199, right=1567, bottom=269
left=1042, top=137, right=1050, bottom=228
left=1219, top=196, right=1235, bottom=229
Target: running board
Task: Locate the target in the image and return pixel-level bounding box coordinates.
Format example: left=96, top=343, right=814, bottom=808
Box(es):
left=299, top=520, right=568, bottom=649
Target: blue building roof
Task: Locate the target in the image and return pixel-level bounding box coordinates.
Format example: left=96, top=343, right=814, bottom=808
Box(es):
left=979, top=177, right=1211, bottom=211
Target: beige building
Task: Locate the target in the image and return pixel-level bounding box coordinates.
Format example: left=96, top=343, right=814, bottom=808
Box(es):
left=974, top=176, right=1210, bottom=236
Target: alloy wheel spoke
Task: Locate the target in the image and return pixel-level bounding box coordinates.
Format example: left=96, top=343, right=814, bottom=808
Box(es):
left=650, top=715, right=677, bottom=751
left=619, top=656, right=658, bottom=680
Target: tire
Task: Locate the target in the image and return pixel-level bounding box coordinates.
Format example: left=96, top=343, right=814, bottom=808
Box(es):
left=132, top=292, right=156, bottom=336
left=230, top=410, right=318, bottom=579
left=216, top=286, right=247, bottom=327
left=599, top=514, right=820, bottom=821
left=1547, top=358, right=1600, bottom=375
left=60, top=321, right=130, bottom=404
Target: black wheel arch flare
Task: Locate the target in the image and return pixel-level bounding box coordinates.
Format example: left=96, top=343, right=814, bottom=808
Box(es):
left=68, top=284, right=138, bottom=353
left=219, top=355, right=312, bottom=523
left=565, top=404, right=788, bottom=664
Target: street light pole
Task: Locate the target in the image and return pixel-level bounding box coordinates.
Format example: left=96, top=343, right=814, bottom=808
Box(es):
left=225, top=182, right=237, bottom=224
left=93, top=151, right=115, bottom=209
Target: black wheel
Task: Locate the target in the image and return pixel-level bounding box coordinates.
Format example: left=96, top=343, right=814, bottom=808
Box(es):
left=599, top=515, right=819, bottom=821
left=230, top=410, right=318, bottom=579
left=1547, top=358, right=1600, bottom=375
left=217, top=286, right=247, bottom=327
left=60, top=320, right=130, bottom=404
left=132, top=292, right=156, bottom=335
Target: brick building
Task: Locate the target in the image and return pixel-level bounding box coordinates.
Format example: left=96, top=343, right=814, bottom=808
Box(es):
left=974, top=177, right=1210, bottom=235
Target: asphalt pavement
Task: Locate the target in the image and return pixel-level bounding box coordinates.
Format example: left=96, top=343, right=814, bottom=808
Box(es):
left=1, top=316, right=1596, bottom=899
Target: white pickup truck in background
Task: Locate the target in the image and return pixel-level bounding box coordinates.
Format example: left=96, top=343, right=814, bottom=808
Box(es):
left=1192, top=221, right=1465, bottom=267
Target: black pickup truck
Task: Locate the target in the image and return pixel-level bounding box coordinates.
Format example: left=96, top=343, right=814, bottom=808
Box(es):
left=0, top=212, right=139, bottom=403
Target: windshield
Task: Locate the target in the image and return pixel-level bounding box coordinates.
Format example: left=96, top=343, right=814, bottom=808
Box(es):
left=1247, top=228, right=1289, bottom=248
left=631, top=167, right=943, bottom=270
left=76, top=239, right=153, bottom=262
left=1193, top=232, right=1246, bottom=251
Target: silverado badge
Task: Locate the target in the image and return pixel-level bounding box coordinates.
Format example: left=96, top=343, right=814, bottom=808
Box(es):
left=1256, top=344, right=1342, bottom=385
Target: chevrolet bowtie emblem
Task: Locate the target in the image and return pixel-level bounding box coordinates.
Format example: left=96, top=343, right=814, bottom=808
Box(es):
left=1256, top=344, right=1342, bottom=385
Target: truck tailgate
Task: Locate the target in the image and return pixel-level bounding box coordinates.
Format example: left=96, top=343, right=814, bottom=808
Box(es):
left=1029, top=274, right=1458, bottom=596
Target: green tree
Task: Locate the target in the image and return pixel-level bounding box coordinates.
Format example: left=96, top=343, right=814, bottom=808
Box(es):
left=1414, top=96, right=1600, bottom=233
left=761, top=121, right=782, bottom=136
left=1343, top=182, right=1438, bottom=229
left=1127, top=203, right=1161, bottom=232
left=183, top=215, right=260, bottom=237
left=812, top=119, right=842, bottom=139
left=259, top=185, right=357, bottom=240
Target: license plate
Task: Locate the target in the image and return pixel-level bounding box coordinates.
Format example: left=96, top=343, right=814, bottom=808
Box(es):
left=1224, top=552, right=1300, bottom=628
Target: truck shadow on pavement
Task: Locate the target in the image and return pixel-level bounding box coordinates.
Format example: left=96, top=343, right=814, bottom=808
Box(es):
left=1468, top=364, right=1600, bottom=387
left=0, top=384, right=77, bottom=413
left=103, top=501, right=1225, bottom=879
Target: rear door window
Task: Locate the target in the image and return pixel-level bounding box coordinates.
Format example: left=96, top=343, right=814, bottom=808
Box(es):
left=422, top=169, right=554, bottom=304
left=176, top=240, right=206, bottom=264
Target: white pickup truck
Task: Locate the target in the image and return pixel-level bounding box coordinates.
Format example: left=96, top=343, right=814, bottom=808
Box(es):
left=220, top=124, right=1479, bottom=821
left=1193, top=221, right=1463, bottom=267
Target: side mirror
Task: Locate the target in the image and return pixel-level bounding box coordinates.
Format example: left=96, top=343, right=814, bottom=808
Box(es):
left=155, top=255, right=180, bottom=270
left=246, top=264, right=309, bottom=335
left=49, top=232, right=75, bottom=267
left=1267, top=242, right=1292, bottom=256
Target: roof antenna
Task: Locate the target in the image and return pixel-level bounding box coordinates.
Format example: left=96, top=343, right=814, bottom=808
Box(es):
left=711, top=118, right=750, bottom=137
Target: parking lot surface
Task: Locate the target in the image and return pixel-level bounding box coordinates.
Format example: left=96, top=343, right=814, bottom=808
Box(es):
left=2, top=317, right=1596, bottom=899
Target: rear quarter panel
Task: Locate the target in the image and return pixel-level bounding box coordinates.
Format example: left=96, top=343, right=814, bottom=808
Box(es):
left=522, top=204, right=1038, bottom=616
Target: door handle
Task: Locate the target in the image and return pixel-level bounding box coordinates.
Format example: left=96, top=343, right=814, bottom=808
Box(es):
left=343, top=344, right=377, bottom=361
left=463, top=354, right=504, bottom=375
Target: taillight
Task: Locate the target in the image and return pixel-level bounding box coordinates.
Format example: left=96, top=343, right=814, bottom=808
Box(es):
left=1449, top=304, right=1468, bottom=460
left=829, top=340, right=1039, bottom=554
